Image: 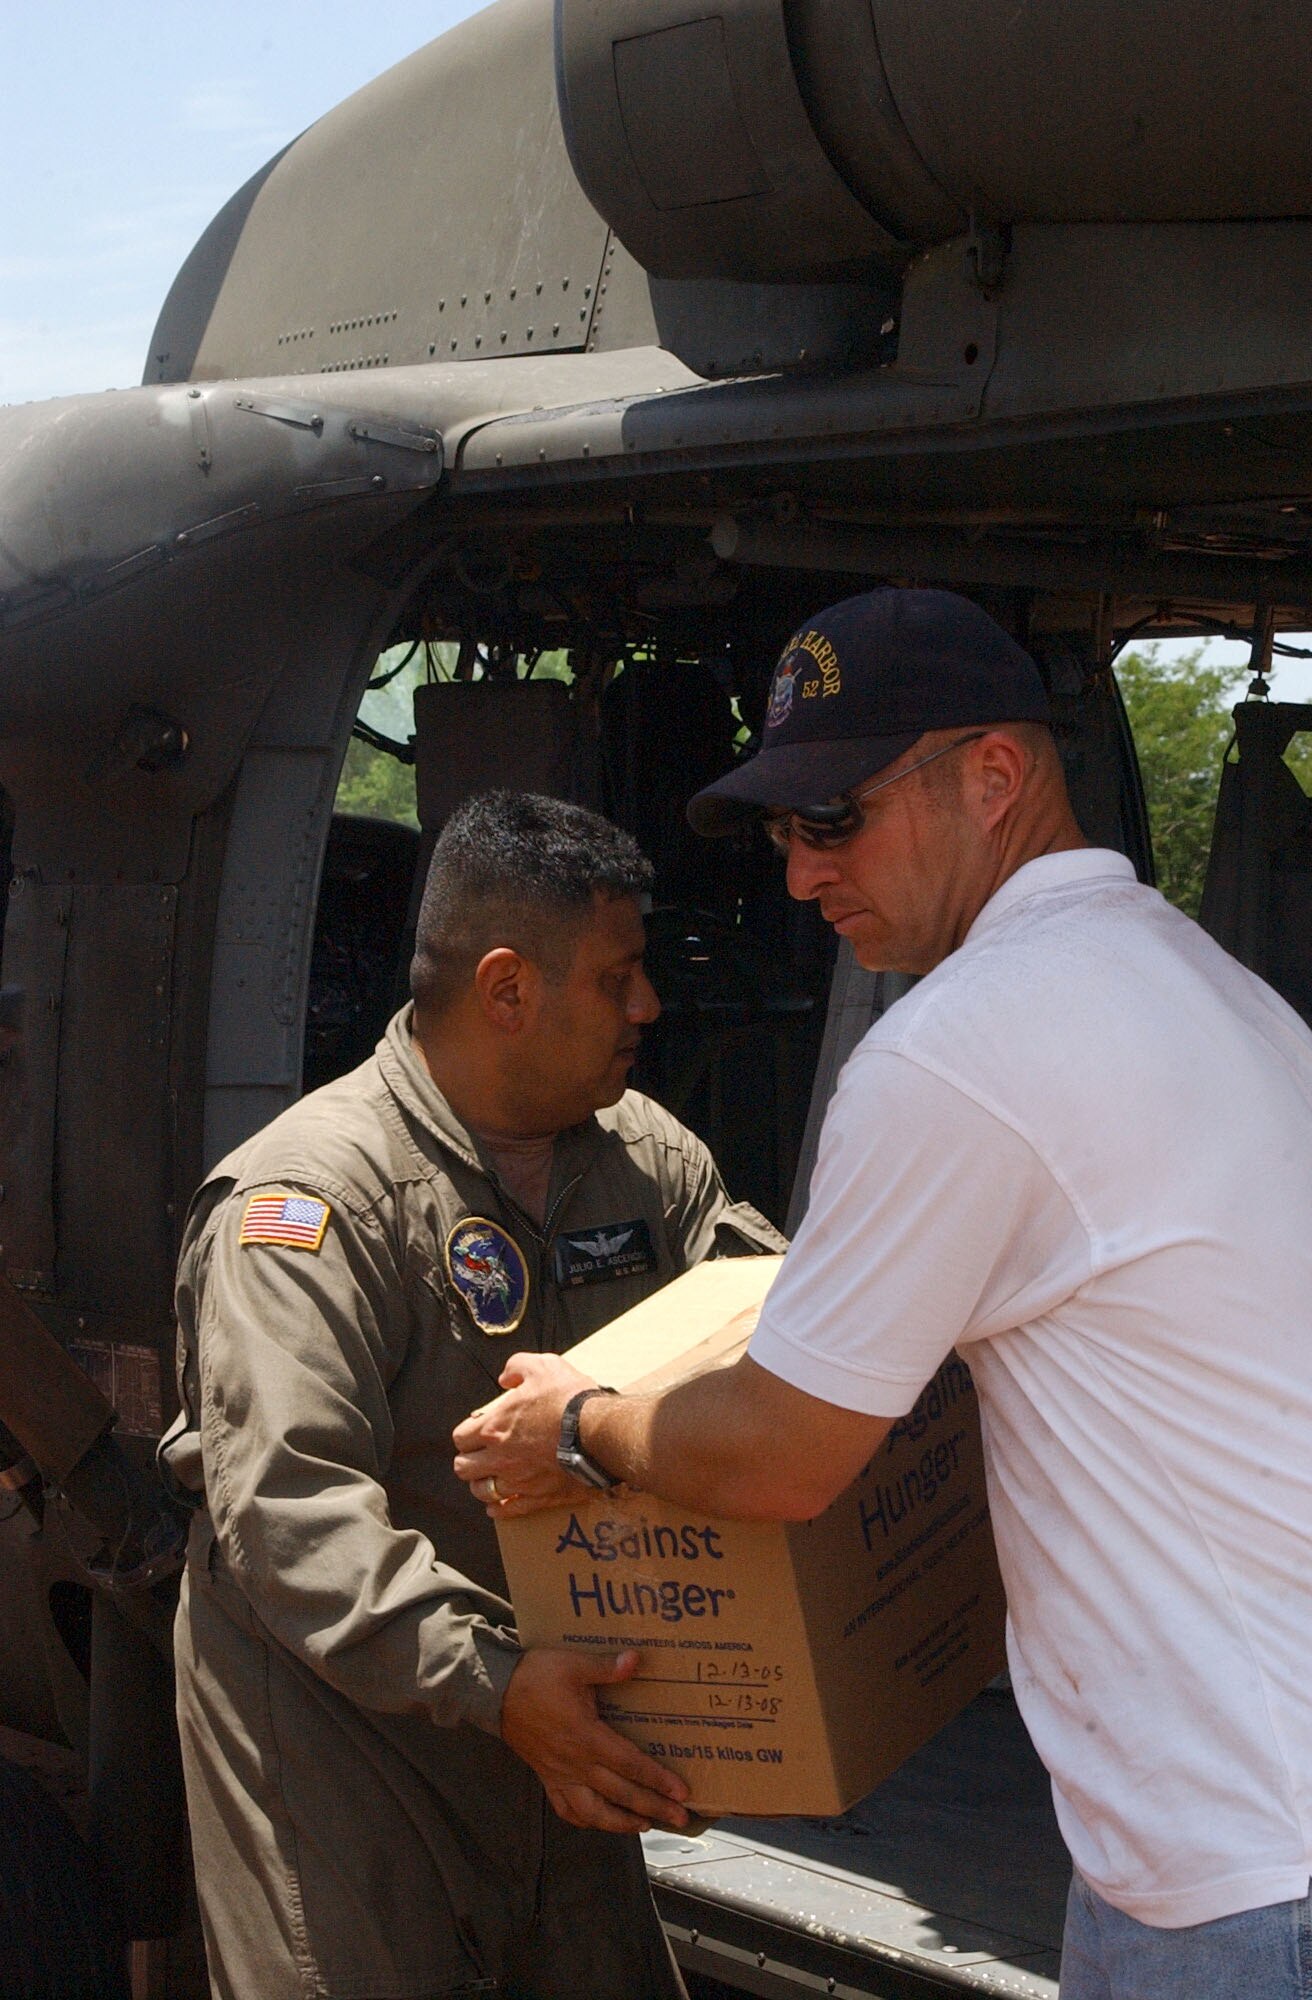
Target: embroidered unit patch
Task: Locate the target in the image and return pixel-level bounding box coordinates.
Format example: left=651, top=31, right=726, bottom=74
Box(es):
left=446, top=1216, right=529, bottom=1335
left=239, top=1193, right=331, bottom=1252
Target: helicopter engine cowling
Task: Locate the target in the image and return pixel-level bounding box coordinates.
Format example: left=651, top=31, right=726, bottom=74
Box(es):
left=556, top=0, right=1312, bottom=281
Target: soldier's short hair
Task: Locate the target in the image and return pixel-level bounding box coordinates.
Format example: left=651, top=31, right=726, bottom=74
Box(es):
left=411, top=790, right=653, bottom=1014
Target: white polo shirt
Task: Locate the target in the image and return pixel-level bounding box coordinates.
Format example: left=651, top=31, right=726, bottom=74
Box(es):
left=751, top=849, right=1312, bottom=1928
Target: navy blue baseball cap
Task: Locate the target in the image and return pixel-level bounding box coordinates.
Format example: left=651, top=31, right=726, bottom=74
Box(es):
left=688, top=588, right=1052, bottom=835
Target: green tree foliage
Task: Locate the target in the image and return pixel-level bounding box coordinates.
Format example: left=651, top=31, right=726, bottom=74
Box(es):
left=333, top=643, right=430, bottom=827
left=1117, top=644, right=1312, bottom=917
left=334, top=735, right=418, bottom=826
left=1116, top=645, right=1241, bottom=917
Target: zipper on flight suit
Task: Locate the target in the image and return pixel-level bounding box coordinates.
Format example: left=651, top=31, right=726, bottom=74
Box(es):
left=479, top=1169, right=585, bottom=1354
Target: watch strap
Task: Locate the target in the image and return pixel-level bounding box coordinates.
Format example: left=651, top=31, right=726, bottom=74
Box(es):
left=557, top=1386, right=620, bottom=1490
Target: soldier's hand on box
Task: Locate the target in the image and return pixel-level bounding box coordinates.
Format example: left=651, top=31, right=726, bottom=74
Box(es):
left=453, top=1352, right=593, bottom=1513
left=500, top=1645, right=690, bottom=1834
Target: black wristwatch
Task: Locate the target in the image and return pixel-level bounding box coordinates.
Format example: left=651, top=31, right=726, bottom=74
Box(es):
left=556, top=1387, right=621, bottom=1491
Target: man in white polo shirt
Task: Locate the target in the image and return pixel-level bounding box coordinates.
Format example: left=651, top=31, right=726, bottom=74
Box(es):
left=453, top=588, right=1312, bottom=2000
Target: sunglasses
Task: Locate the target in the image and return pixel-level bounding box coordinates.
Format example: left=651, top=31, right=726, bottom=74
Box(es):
left=762, top=732, right=987, bottom=854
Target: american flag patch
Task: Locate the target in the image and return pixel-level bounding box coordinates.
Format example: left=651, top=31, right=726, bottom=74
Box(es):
left=239, top=1193, right=331, bottom=1252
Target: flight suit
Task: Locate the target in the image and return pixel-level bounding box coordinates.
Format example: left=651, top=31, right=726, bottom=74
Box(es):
left=163, top=1004, right=783, bottom=2000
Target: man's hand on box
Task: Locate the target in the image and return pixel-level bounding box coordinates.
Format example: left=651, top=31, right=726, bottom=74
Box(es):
left=453, top=1351, right=593, bottom=1515
left=500, top=1645, right=690, bottom=1834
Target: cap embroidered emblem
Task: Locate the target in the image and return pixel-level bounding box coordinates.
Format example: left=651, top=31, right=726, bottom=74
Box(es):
left=445, top=1216, right=529, bottom=1335
left=766, top=651, right=802, bottom=730
left=239, top=1192, right=331, bottom=1251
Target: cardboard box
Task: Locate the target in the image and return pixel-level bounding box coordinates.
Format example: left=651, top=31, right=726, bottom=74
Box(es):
left=497, top=1257, right=1007, bottom=1817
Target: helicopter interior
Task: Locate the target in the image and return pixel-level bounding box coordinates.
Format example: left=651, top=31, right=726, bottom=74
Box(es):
left=301, top=539, right=1181, bottom=1233
left=304, top=537, right=860, bottom=1227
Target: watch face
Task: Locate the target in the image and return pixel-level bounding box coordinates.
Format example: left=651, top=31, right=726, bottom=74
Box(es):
left=557, top=1446, right=615, bottom=1492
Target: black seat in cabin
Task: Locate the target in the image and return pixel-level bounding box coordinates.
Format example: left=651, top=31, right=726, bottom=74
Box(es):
left=1199, top=701, right=1312, bottom=1028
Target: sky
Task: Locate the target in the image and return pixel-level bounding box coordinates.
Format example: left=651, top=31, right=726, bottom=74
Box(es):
left=0, top=2, right=483, bottom=409
left=4, top=2, right=1310, bottom=697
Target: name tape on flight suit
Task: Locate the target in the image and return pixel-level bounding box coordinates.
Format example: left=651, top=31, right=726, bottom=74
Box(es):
left=552, top=1219, right=657, bottom=1288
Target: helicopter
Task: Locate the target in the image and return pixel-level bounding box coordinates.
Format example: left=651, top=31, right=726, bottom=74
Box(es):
left=3, top=0, right=1312, bottom=1992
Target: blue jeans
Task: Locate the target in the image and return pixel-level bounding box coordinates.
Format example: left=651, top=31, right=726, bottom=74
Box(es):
left=1060, top=1870, right=1312, bottom=1999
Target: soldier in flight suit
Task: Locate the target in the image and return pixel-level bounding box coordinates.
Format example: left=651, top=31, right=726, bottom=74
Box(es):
left=161, top=790, right=783, bottom=2000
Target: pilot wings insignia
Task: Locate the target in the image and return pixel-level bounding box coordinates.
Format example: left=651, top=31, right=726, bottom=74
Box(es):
left=572, top=1227, right=634, bottom=1259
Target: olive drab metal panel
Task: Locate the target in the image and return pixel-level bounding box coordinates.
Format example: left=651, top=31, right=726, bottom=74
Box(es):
left=55, top=886, right=178, bottom=1319
left=144, top=147, right=292, bottom=385
left=1, top=878, right=70, bottom=1291
left=555, top=0, right=902, bottom=280
left=203, top=732, right=355, bottom=1166
left=865, top=0, right=1312, bottom=224
left=458, top=243, right=996, bottom=476
left=0, top=374, right=446, bottom=1345
left=782, top=0, right=967, bottom=246
left=557, top=0, right=1312, bottom=284
left=147, top=0, right=614, bottom=388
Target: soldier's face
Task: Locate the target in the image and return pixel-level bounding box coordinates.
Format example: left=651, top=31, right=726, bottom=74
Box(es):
left=530, top=893, right=661, bottom=1120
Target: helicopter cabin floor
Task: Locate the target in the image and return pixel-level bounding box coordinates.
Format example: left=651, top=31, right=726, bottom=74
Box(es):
left=647, top=1687, right=1066, bottom=1998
